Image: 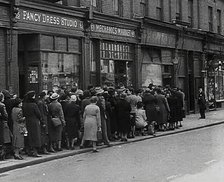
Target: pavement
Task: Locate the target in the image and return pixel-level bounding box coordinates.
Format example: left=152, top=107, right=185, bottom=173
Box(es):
left=0, top=109, right=224, bottom=174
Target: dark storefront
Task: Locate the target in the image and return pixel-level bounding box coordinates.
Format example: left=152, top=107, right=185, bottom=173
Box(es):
left=88, top=22, right=139, bottom=88
left=13, top=3, right=85, bottom=97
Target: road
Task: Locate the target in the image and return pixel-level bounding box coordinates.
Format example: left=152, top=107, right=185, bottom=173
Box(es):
left=1, top=124, right=224, bottom=182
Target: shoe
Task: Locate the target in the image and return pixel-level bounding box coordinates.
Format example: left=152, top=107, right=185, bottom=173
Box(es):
left=92, top=149, right=99, bottom=152
left=70, top=146, right=75, bottom=150
left=14, top=155, right=23, bottom=160
left=79, top=145, right=84, bottom=149
left=48, top=148, right=56, bottom=153
left=31, top=153, right=42, bottom=157
left=56, top=148, right=63, bottom=152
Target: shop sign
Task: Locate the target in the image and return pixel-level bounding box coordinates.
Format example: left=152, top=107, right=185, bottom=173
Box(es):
left=15, top=9, right=83, bottom=30
left=91, top=23, right=135, bottom=38
left=142, top=29, right=176, bottom=47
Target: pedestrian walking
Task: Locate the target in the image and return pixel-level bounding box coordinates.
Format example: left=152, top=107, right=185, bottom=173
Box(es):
left=198, top=87, right=206, bottom=119
left=80, top=96, right=101, bottom=152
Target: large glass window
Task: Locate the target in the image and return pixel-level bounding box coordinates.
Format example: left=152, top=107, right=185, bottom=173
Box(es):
left=41, top=52, right=79, bottom=92
left=100, top=41, right=133, bottom=87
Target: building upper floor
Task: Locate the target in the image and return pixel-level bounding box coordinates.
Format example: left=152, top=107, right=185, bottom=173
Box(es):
left=13, top=0, right=223, bottom=35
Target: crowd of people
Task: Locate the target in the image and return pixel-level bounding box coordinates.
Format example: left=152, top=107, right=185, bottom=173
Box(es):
left=0, top=83, right=186, bottom=159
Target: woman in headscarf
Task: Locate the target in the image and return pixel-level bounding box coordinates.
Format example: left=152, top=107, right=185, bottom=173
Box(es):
left=48, top=93, right=65, bottom=151
left=64, top=95, right=81, bottom=150
left=23, top=91, right=42, bottom=157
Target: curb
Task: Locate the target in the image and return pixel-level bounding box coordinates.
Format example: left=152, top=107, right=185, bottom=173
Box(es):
left=1, top=120, right=224, bottom=174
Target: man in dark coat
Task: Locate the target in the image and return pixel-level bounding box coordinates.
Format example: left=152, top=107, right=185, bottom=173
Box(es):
left=23, top=91, right=42, bottom=157
left=198, top=87, right=206, bottom=119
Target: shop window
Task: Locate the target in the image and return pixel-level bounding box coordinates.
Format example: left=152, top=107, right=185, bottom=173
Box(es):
left=40, top=35, right=54, bottom=50
left=68, top=38, right=80, bottom=53
left=55, top=37, right=67, bottom=51
left=41, top=52, right=79, bottom=92
left=100, top=42, right=133, bottom=60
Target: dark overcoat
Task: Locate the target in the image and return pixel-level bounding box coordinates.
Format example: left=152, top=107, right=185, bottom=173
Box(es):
left=0, top=102, right=8, bottom=145
left=115, top=98, right=131, bottom=133
left=64, top=101, right=81, bottom=139
left=23, top=100, right=42, bottom=148
left=142, top=92, right=157, bottom=123
left=155, top=94, right=170, bottom=125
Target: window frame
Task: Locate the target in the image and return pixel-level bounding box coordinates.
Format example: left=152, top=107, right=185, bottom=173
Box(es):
left=208, top=6, right=213, bottom=32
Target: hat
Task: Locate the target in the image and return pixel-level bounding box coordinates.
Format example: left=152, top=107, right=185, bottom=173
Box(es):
left=117, top=86, right=126, bottom=93
left=70, top=95, right=77, bottom=102
left=75, top=89, right=83, bottom=96
left=94, top=87, right=104, bottom=95
left=25, top=91, right=36, bottom=99
left=50, top=93, right=59, bottom=100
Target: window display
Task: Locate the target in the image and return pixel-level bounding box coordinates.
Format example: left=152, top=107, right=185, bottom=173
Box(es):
left=41, top=52, right=79, bottom=92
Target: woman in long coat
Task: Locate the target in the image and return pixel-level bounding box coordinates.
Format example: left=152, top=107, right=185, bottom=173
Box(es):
left=23, top=91, right=42, bottom=157
left=12, top=98, right=26, bottom=159
left=154, top=88, right=170, bottom=131
left=64, top=95, right=81, bottom=150
left=115, top=93, right=131, bottom=141
left=80, top=96, right=101, bottom=152
left=48, top=93, right=65, bottom=151
left=0, top=92, right=9, bottom=160
left=142, top=89, right=157, bottom=124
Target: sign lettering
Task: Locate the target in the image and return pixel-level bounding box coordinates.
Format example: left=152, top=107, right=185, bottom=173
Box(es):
left=16, top=9, right=83, bottom=30
left=91, top=23, right=136, bottom=38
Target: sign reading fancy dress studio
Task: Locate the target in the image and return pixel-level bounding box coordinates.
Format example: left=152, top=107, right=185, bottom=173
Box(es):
left=15, top=9, right=84, bottom=30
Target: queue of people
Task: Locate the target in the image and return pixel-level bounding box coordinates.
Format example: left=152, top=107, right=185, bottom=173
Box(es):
left=0, top=84, right=187, bottom=160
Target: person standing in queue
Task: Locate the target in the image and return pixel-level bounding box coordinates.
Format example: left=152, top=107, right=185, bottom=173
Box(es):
left=198, top=87, right=206, bottom=119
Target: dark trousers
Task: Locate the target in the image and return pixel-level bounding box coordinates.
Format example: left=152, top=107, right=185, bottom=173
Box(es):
left=199, top=108, right=205, bottom=118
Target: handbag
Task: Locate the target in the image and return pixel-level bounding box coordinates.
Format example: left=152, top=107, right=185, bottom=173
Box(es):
left=51, top=117, right=62, bottom=127
left=97, top=130, right=103, bottom=141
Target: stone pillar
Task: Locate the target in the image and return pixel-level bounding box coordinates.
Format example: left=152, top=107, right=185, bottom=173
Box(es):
left=134, top=44, right=141, bottom=89
left=81, top=36, right=91, bottom=89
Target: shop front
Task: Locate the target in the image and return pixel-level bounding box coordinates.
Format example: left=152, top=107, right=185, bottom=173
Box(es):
left=14, top=2, right=85, bottom=97
left=88, top=22, right=138, bottom=88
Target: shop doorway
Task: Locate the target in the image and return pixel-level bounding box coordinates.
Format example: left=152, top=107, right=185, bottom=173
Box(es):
left=114, top=61, right=127, bottom=87
left=100, top=60, right=133, bottom=87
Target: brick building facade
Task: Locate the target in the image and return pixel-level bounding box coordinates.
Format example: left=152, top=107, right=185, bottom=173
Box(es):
left=1, top=0, right=224, bottom=113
